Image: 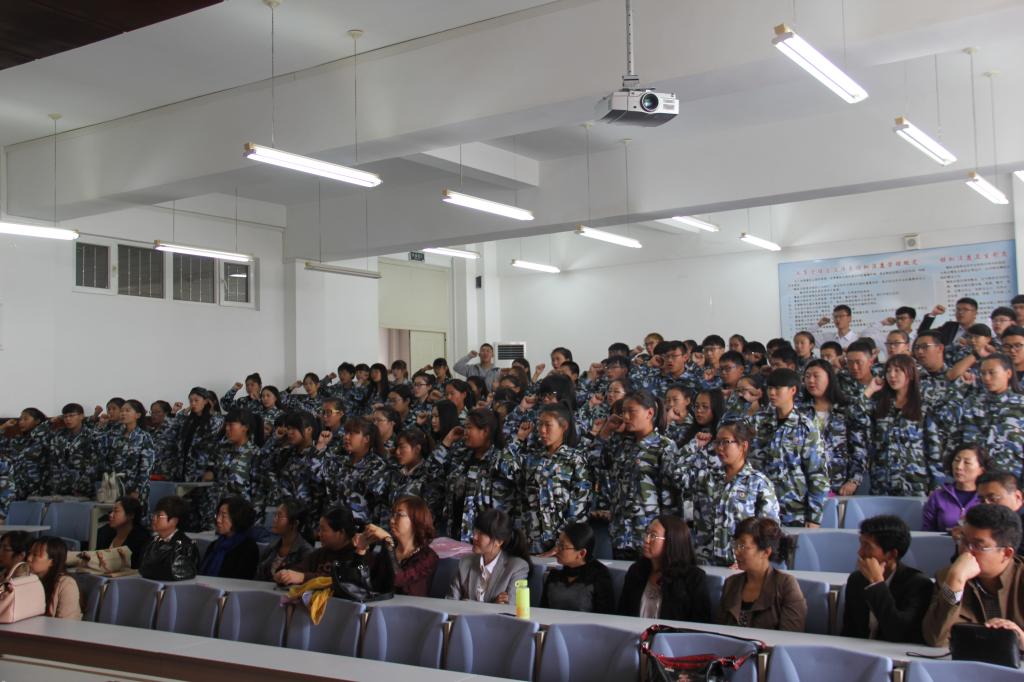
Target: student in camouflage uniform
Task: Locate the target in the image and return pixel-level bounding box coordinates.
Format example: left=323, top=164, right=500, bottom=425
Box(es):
left=0, top=457, right=15, bottom=520
left=386, top=384, right=419, bottom=433
left=175, top=389, right=225, bottom=482
left=691, top=421, right=780, bottom=565
left=220, top=373, right=263, bottom=413
left=913, top=331, right=962, bottom=461
left=281, top=373, right=325, bottom=417
left=662, top=384, right=694, bottom=446
left=47, top=403, right=99, bottom=497
left=409, top=372, right=436, bottom=425
left=380, top=428, right=442, bottom=526
left=106, top=400, right=156, bottom=508
left=953, top=354, right=1024, bottom=481
left=495, top=403, right=592, bottom=554
left=371, top=406, right=400, bottom=458
left=630, top=340, right=700, bottom=399
left=207, top=408, right=262, bottom=528
left=256, top=386, right=284, bottom=426
left=799, top=359, right=867, bottom=496
left=862, top=355, right=942, bottom=496
left=594, top=390, right=683, bottom=559
left=266, top=411, right=323, bottom=536
left=0, top=408, right=52, bottom=499
left=747, top=369, right=828, bottom=527
left=576, top=378, right=629, bottom=436
left=146, top=400, right=180, bottom=478
left=429, top=407, right=511, bottom=543
left=319, top=416, right=388, bottom=524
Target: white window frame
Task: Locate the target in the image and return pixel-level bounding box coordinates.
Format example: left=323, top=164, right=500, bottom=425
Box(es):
left=115, top=243, right=166, bottom=301
left=219, top=259, right=258, bottom=310
left=72, top=237, right=116, bottom=296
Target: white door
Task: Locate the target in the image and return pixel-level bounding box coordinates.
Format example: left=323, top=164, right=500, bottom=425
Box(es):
left=410, top=330, right=447, bottom=373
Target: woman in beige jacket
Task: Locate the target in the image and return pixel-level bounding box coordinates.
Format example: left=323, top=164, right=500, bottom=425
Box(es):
left=28, top=537, right=82, bottom=620
left=719, top=517, right=806, bottom=632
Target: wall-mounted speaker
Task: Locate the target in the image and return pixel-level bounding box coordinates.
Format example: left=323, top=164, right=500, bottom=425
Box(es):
left=903, top=234, right=920, bottom=250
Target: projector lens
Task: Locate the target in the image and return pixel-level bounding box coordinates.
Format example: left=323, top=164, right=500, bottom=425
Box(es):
left=639, top=93, right=659, bottom=112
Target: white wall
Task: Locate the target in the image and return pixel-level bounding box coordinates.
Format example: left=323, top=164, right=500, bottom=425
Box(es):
left=0, top=196, right=286, bottom=415
left=497, top=182, right=1017, bottom=367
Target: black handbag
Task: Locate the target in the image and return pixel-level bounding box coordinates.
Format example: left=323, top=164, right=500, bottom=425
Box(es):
left=330, top=558, right=393, bottom=603
left=950, top=623, right=1021, bottom=668
left=640, top=625, right=766, bottom=682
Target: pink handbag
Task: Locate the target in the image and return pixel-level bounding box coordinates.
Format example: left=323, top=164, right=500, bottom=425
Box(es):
left=0, top=562, right=46, bottom=623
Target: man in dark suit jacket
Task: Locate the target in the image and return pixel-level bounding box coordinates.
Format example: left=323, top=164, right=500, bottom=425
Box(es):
left=842, top=514, right=935, bottom=643
left=917, top=298, right=978, bottom=346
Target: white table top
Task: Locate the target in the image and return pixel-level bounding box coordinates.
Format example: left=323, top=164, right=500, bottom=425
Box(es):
left=0, top=617, right=513, bottom=682
left=784, top=526, right=947, bottom=538
left=0, top=525, right=50, bottom=533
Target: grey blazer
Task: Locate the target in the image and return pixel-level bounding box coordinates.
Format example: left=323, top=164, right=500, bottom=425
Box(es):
left=447, top=552, right=530, bottom=604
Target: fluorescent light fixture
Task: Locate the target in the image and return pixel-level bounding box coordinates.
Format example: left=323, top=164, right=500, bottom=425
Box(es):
left=243, top=143, right=381, bottom=188
left=657, top=216, right=720, bottom=233
left=441, top=189, right=534, bottom=221
left=965, top=171, right=1008, bottom=205
left=575, top=225, right=642, bottom=249
left=423, top=247, right=480, bottom=260
left=0, top=221, right=79, bottom=241
left=154, top=241, right=253, bottom=263
left=739, top=233, right=782, bottom=251
left=772, top=24, right=868, bottom=104
left=228, top=273, right=248, bottom=278
left=511, top=259, right=560, bottom=274
left=893, top=117, right=956, bottom=166
left=1014, top=170, right=1024, bottom=183
left=304, top=261, right=382, bottom=279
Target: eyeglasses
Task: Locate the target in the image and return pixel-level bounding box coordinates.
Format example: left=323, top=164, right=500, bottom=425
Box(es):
left=957, top=539, right=1006, bottom=553
left=914, top=343, right=942, bottom=351
left=714, top=439, right=739, bottom=448
left=320, top=409, right=341, bottom=416
left=643, top=532, right=666, bottom=542
left=554, top=541, right=577, bottom=551
left=1005, top=343, right=1024, bottom=352
left=884, top=341, right=907, bottom=347
left=153, top=513, right=169, bottom=521
left=413, top=382, right=429, bottom=387
left=390, top=511, right=409, bottom=519
left=979, top=494, right=1005, bottom=504
left=732, top=543, right=755, bottom=553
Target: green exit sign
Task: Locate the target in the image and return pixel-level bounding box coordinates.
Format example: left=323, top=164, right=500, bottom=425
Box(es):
left=408, top=251, right=426, bottom=262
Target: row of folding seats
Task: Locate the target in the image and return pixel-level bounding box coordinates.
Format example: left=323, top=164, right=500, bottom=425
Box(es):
left=428, top=557, right=836, bottom=634
left=793, top=532, right=952, bottom=575
left=68, top=574, right=1022, bottom=682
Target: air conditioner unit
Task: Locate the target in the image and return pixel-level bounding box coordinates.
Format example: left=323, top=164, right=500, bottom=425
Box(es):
left=494, top=341, right=527, bottom=368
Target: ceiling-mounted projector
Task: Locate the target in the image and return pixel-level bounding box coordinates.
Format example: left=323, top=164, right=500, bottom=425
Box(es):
left=596, top=88, right=678, bottom=127
left=596, top=0, right=678, bottom=127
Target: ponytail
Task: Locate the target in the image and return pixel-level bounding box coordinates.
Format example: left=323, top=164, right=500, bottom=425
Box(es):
left=473, top=508, right=532, bottom=568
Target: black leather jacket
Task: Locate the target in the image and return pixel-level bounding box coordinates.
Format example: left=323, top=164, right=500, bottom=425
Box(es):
left=139, top=529, right=200, bottom=582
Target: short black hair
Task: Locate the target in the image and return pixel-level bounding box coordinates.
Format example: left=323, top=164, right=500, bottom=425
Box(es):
left=992, top=306, right=1016, bottom=321
left=338, top=362, right=356, bottom=375
left=820, top=341, right=843, bottom=355
left=61, top=403, right=84, bottom=416
left=964, top=503, right=1022, bottom=552
left=1012, top=295, right=1024, bottom=306
left=846, top=339, right=874, bottom=356
left=957, top=297, right=979, bottom=310
left=720, top=350, right=744, bottom=367
left=662, top=340, right=687, bottom=355
left=388, top=383, right=413, bottom=402
left=1002, top=326, right=1024, bottom=340
left=766, top=368, right=800, bottom=389
left=770, top=347, right=798, bottom=368
left=701, top=335, right=726, bottom=349
left=606, top=355, right=630, bottom=369
left=860, top=514, right=911, bottom=559
left=977, top=470, right=1020, bottom=492
left=833, top=304, right=852, bottom=316
left=154, top=495, right=189, bottom=523
left=607, top=342, right=630, bottom=356
left=895, top=306, right=917, bottom=320
left=967, top=323, right=993, bottom=338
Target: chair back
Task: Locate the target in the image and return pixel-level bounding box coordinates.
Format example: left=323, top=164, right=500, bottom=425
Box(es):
left=767, top=645, right=892, bottom=682
left=792, top=532, right=859, bottom=572
left=7, top=501, right=45, bottom=526
left=843, top=497, right=926, bottom=531
left=44, top=502, right=93, bottom=546
left=97, top=577, right=164, bottom=629
left=905, top=659, right=1024, bottom=682
left=590, top=519, right=613, bottom=560
left=820, top=497, right=840, bottom=528
left=445, top=613, right=539, bottom=680
left=286, top=597, right=365, bottom=656
left=155, top=583, right=224, bottom=638
left=148, top=481, right=177, bottom=514
left=796, top=578, right=831, bottom=635
left=71, top=573, right=108, bottom=622
left=651, top=632, right=758, bottom=682
left=903, top=535, right=955, bottom=579
left=429, top=556, right=460, bottom=599
left=217, top=590, right=287, bottom=646
left=537, top=623, right=639, bottom=682
left=607, top=565, right=628, bottom=610
left=702, top=572, right=726, bottom=624
left=528, top=563, right=547, bottom=607
left=361, top=604, right=447, bottom=668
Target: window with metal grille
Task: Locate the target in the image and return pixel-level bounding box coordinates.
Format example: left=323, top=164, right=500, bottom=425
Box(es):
left=75, top=242, right=110, bottom=289
left=172, top=253, right=216, bottom=303
left=223, top=263, right=250, bottom=303
left=117, top=245, right=164, bottom=298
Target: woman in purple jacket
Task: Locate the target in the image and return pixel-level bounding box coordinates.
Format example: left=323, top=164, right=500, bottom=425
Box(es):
left=921, top=443, right=991, bottom=532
